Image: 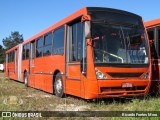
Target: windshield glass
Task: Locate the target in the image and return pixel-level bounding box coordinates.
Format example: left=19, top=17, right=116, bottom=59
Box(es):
left=92, top=22, right=149, bottom=65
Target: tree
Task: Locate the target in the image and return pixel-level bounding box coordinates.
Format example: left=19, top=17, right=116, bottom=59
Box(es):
left=3, top=31, right=24, bottom=50
left=0, top=45, right=5, bottom=63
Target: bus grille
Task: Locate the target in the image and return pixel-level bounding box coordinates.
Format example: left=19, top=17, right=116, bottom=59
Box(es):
left=107, top=72, right=143, bottom=78
left=101, top=86, right=146, bottom=93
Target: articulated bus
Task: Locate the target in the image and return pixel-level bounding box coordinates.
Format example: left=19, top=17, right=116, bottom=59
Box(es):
left=145, top=19, right=160, bottom=94
left=5, top=7, right=151, bottom=99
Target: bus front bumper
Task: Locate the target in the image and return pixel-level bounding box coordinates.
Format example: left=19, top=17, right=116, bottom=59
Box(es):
left=97, top=79, right=150, bottom=98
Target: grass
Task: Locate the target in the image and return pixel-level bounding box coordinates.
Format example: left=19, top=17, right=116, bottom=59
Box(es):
left=0, top=73, right=160, bottom=120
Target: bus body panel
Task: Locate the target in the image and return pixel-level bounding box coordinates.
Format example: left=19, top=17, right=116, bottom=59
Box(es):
left=28, top=74, right=35, bottom=88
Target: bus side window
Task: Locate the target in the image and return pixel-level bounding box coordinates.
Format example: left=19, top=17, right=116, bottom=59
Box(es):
left=53, top=26, right=64, bottom=55
left=26, top=44, right=29, bottom=59
left=8, top=52, right=11, bottom=62
left=43, top=32, right=52, bottom=56
left=36, top=37, right=43, bottom=57
left=23, top=43, right=30, bottom=60
left=31, top=41, right=35, bottom=59
left=10, top=51, right=15, bottom=62
left=22, top=45, right=26, bottom=60
left=147, top=28, right=158, bottom=59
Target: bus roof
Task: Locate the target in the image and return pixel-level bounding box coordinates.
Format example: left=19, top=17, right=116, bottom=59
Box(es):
left=145, top=18, right=160, bottom=28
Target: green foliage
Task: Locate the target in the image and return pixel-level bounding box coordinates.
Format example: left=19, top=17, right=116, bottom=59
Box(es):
left=0, top=45, right=5, bottom=63
left=0, top=31, right=24, bottom=63
left=2, top=31, right=24, bottom=50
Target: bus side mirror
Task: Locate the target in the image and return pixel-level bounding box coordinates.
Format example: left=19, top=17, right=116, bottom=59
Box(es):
left=84, top=21, right=91, bottom=39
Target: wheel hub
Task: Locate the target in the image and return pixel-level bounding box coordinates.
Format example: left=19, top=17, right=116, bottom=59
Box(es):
left=56, top=78, right=62, bottom=93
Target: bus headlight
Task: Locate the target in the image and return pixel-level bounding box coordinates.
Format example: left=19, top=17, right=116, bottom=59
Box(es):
left=141, top=71, right=149, bottom=79
left=95, top=68, right=108, bottom=79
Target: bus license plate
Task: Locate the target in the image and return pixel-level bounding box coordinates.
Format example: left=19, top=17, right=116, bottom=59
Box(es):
left=122, top=83, right=133, bottom=88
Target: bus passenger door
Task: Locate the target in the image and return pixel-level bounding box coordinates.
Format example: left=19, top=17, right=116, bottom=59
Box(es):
left=66, top=21, right=84, bottom=97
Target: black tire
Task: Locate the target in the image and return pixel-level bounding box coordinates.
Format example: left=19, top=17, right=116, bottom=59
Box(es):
left=54, top=73, right=64, bottom=98
left=24, top=72, right=28, bottom=87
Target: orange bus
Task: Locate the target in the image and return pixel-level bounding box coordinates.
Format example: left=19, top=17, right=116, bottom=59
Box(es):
left=5, top=7, right=152, bottom=99
left=145, top=19, right=160, bottom=94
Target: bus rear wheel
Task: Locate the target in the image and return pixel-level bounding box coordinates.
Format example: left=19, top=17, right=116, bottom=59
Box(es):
left=24, top=72, right=28, bottom=87
left=54, top=73, right=64, bottom=98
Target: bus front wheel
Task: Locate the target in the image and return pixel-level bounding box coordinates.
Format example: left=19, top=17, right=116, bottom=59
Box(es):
left=54, top=73, right=64, bottom=98
left=24, top=72, right=28, bottom=87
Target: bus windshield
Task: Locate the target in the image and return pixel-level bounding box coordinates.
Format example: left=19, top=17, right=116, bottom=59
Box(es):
left=92, top=22, right=149, bottom=65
